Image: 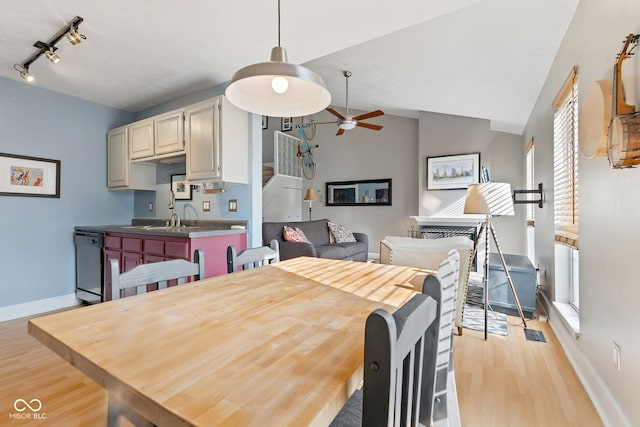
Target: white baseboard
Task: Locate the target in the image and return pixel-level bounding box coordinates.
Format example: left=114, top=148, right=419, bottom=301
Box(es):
left=0, top=294, right=80, bottom=322
left=539, top=293, right=631, bottom=427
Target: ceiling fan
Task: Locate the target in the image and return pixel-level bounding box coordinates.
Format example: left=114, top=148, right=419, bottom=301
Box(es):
left=318, top=70, right=384, bottom=136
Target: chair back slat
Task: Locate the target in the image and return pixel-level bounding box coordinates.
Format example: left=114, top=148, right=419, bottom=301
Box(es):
left=111, top=249, right=204, bottom=300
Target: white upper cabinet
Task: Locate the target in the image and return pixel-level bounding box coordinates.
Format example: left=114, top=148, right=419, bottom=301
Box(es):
left=128, top=109, right=185, bottom=161
left=154, top=109, right=184, bottom=155
left=185, top=96, right=248, bottom=183
left=107, top=95, right=247, bottom=191
left=107, top=126, right=129, bottom=187
left=129, top=119, right=154, bottom=160
left=107, top=126, right=156, bottom=191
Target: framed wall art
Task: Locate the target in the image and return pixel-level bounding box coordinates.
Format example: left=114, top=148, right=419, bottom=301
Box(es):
left=281, top=117, right=292, bottom=132
left=171, top=174, right=192, bottom=200
left=326, top=179, right=392, bottom=206
left=0, top=153, right=60, bottom=198
left=426, top=152, right=480, bottom=190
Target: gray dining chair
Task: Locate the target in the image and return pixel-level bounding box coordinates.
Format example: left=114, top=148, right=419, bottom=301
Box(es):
left=330, top=288, right=441, bottom=427
left=110, top=249, right=205, bottom=300
left=226, top=240, right=279, bottom=273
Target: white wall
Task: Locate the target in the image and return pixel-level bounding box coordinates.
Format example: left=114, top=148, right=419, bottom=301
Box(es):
left=418, top=111, right=526, bottom=255
left=524, top=0, right=640, bottom=424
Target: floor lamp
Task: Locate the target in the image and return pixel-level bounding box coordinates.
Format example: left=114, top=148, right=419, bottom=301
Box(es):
left=463, top=182, right=528, bottom=340
left=304, top=188, right=317, bottom=221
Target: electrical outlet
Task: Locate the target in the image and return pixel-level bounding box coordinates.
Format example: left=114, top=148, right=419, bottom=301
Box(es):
left=203, top=200, right=211, bottom=212
left=229, top=199, right=238, bottom=212
left=148, top=202, right=153, bottom=212
left=613, top=342, right=621, bottom=371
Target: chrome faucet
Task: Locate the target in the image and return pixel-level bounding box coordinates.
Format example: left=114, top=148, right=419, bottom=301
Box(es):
left=168, top=190, right=181, bottom=228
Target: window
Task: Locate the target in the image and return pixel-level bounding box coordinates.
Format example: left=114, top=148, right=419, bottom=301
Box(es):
left=552, top=66, right=579, bottom=310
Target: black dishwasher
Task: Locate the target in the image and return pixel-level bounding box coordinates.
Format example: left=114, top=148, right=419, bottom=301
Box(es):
left=74, top=230, right=104, bottom=303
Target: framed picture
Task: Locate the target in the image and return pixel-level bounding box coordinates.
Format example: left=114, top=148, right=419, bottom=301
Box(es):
left=261, top=115, right=268, bottom=130
left=281, top=117, right=292, bottom=132
left=426, top=152, right=480, bottom=190
left=0, top=152, right=60, bottom=198
left=171, top=174, right=192, bottom=200
left=325, top=179, right=392, bottom=206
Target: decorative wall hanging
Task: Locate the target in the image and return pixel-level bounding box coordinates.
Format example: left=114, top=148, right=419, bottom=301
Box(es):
left=171, top=174, right=192, bottom=200
left=607, top=33, right=640, bottom=168
left=426, top=152, right=480, bottom=190
left=0, top=153, right=60, bottom=198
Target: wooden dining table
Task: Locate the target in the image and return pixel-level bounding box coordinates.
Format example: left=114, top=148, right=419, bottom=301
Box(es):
left=28, top=257, right=435, bottom=427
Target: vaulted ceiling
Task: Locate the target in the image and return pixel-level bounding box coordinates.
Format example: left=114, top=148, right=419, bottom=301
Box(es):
left=0, top=0, right=579, bottom=134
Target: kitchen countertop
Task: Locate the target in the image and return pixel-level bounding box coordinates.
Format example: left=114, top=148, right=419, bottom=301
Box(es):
left=75, top=219, right=247, bottom=238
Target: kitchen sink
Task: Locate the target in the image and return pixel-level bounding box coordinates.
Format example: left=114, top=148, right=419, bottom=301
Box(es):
left=122, top=225, right=199, bottom=230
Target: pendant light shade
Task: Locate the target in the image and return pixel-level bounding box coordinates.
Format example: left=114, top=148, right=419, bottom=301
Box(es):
left=225, top=2, right=331, bottom=117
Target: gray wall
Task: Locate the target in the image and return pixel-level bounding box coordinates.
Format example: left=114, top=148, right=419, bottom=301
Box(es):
left=0, top=76, right=133, bottom=307
left=273, top=109, right=419, bottom=252
left=418, top=111, right=526, bottom=255
left=261, top=109, right=525, bottom=256
left=524, top=0, right=640, bottom=424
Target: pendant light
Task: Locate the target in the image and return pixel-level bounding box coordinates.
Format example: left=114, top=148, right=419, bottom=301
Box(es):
left=225, top=0, right=331, bottom=117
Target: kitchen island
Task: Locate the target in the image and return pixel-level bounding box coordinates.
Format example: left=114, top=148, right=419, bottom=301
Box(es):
left=75, top=220, right=247, bottom=302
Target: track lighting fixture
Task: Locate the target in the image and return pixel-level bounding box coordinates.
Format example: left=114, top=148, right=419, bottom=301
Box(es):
left=14, top=16, right=85, bottom=83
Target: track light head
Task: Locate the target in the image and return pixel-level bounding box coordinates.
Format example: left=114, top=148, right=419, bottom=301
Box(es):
left=44, top=48, right=60, bottom=64
left=66, top=28, right=85, bottom=45
left=20, top=68, right=34, bottom=82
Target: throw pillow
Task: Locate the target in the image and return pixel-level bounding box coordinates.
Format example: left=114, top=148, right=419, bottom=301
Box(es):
left=283, top=226, right=307, bottom=243
left=294, top=227, right=310, bottom=243
left=328, top=222, right=357, bottom=243
left=328, top=222, right=336, bottom=244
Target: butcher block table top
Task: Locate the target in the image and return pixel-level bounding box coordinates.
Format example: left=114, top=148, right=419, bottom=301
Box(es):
left=28, top=257, right=435, bottom=427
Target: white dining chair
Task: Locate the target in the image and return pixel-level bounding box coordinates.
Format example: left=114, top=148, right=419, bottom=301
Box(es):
left=110, top=249, right=204, bottom=300
left=226, top=240, right=279, bottom=273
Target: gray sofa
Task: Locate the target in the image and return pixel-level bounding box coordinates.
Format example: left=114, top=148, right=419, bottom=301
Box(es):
left=262, top=219, right=368, bottom=261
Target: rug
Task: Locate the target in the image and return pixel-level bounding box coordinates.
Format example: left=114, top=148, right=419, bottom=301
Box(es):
left=462, top=284, right=508, bottom=336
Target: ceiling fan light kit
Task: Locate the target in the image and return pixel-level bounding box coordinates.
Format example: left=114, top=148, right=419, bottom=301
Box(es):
left=321, top=70, right=384, bottom=136
left=225, top=1, right=331, bottom=117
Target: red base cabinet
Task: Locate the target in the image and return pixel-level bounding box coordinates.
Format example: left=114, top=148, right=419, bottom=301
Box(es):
left=103, top=232, right=247, bottom=301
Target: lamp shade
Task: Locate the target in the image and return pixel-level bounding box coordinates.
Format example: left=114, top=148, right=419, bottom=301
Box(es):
left=463, top=182, right=514, bottom=216
left=225, top=47, right=331, bottom=117
left=304, top=188, right=317, bottom=202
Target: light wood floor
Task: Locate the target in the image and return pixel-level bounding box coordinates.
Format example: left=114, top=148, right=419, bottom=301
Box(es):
left=454, top=317, right=602, bottom=426
left=1, top=310, right=601, bottom=426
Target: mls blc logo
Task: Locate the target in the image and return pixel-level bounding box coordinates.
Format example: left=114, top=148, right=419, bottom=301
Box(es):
left=9, top=399, right=46, bottom=420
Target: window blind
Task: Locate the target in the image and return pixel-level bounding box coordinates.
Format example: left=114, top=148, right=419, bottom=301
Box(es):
left=525, top=138, right=535, bottom=226
left=553, top=67, right=579, bottom=249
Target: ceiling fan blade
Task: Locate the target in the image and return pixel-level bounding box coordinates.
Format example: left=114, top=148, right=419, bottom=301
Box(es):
left=312, top=121, right=338, bottom=125
left=326, top=107, right=345, bottom=120
left=353, top=109, right=384, bottom=121
left=356, top=122, right=383, bottom=131
left=336, top=128, right=345, bottom=136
